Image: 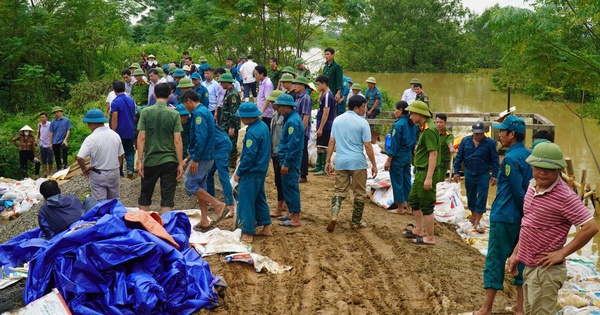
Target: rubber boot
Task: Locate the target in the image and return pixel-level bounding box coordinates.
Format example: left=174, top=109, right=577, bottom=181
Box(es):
left=351, top=200, right=366, bottom=229
left=309, top=152, right=323, bottom=172
left=326, top=195, right=344, bottom=232
left=315, top=152, right=327, bottom=175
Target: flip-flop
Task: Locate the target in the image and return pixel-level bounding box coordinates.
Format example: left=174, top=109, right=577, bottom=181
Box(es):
left=279, top=220, right=300, bottom=227
left=412, top=236, right=435, bottom=246
left=277, top=214, right=291, bottom=221
left=404, top=223, right=415, bottom=231
left=211, top=208, right=231, bottom=226
left=193, top=224, right=212, bottom=233
left=402, top=229, right=423, bottom=238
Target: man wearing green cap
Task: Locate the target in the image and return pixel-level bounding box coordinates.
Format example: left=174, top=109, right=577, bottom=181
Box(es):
left=218, top=73, right=242, bottom=164
left=506, top=142, right=598, bottom=315
left=293, top=76, right=313, bottom=182
left=401, top=78, right=419, bottom=104
left=472, top=115, right=532, bottom=315
left=295, top=58, right=311, bottom=79
left=131, top=68, right=150, bottom=106
left=402, top=101, right=439, bottom=245
left=364, top=77, right=382, bottom=119
left=280, top=73, right=297, bottom=100
left=77, top=109, right=124, bottom=201
left=275, top=93, right=304, bottom=227
left=266, top=90, right=289, bottom=217
left=176, top=78, right=194, bottom=104
left=233, top=101, right=272, bottom=242
left=322, top=47, right=343, bottom=103
left=268, top=57, right=282, bottom=90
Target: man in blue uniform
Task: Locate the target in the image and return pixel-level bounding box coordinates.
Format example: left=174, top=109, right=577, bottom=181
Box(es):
left=364, top=77, right=382, bottom=119
left=384, top=101, right=418, bottom=214
left=206, top=124, right=235, bottom=216
left=293, top=76, right=313, bottom=183
left=191, top=72, right=210, bottom=108
left=181, top=90, right=229, bottom=231
left=472, top=115, right=531, bottom=315
left=339, top=76, right=350, bottom=116
left=274, top=94, right=304, bottom=227
left=453, top=121, right=499, bottom=232
left=233, top=102, right=272, bottom=243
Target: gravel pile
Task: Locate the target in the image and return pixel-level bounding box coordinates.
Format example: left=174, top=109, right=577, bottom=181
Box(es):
left=0, top=174, right=225, bottom=244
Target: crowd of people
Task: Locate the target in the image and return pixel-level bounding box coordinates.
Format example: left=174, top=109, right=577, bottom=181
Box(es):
left=10, top=47, right=599, bottom=315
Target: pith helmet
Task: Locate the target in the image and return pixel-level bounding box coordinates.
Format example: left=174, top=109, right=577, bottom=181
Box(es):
left=472, top=121, right=485, bottom=134
left=236, top=102, right=262, bottom=118
left=282, top=66, right=295, bottom=74
left=366, top=77, right=377, bottom=84
left=133, top=68, right=145, bottom=76
left=267, top=90, right=284, bottom=102
left=219, top=73, right=235, bottom=83
left=294, top=58, right=304, bottom=66
left=280, top=73, right=294, bottom=82
left=178, top=78, right=193, bottom=88
left=351, top=83, right=362, bottom=91
left=130, top=63, right=141, bottom=69
left=410, top=78, right=420, bottom=84
left=274, top=94, right=296, bottom=107
left=292, top=76, right=310, bottom=87
left=82, top=109, right=108, bottom=123
left=526, top=142, right=567, bottom=169
left=407, top=101, right=431, bottom=118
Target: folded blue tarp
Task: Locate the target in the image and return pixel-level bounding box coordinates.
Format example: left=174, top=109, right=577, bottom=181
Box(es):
left=0, top=199, right=222, bottom=314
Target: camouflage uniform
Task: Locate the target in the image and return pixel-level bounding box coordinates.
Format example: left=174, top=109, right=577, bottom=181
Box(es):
left=219, top=86, right=241, bottom=165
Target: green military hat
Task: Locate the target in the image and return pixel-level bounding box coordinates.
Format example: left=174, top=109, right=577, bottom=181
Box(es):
left=198, top=56, right=208, bottom=62
left=178, top=78, right=193, bottom=88
left=292, top=76, right=310, bottom=87
left=239, top=53, right=247, bottom=59
left=366, top=77, right=377, bottom=84
left=294, top=58, right=304, bottom=66
left=267, top=90, right=284, bottom=102
left=133, top=68, right=145, bottom=76
left=219, top=73, right=235, bottom=83
left=169, top=66, right=177, bottom=74
left=531, top=138, right=551, bottom=150
left=351, top=83, right=362, bottom=91
left=407, top=101, right=431, bottom=117
left=410, top=78, right=420, bottom=84
left=282, top=66, right=295, bottom=74
left=52, top=106, right=63, bottom=113
left=130, top=63, right=141, bottom=69
left=526, top=142, right=567, bottom=169
left=156, top=67, right=164, bottom=76
left=279, top=73, right=295, bottom=82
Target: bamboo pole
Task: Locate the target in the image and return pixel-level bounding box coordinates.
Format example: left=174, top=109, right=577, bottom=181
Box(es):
left=579, top=169, right=587, bottom=198
left=565, top=158, right=576, bottom=189
left=594, top=183, right=600, bottom=217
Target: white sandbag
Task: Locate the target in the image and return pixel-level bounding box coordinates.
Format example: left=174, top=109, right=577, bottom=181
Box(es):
left=374, top=187, right=394, bottom=209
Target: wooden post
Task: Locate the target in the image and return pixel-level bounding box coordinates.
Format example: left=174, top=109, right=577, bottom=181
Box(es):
left=579, top=170, right=587, bottom=198
left=594, top=183, right=600, bottom=217
left=565, top=158, right=575, bottom=189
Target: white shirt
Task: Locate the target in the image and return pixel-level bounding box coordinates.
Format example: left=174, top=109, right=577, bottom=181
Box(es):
left=401, top=88, right=417, bottom=104
left=124, top=78, right=136, bottom=96
left=77, top=126, right=124, bottom=170
left=105, top=91, right=117, bottom=107
left=239, top=60, right=257, bottom=84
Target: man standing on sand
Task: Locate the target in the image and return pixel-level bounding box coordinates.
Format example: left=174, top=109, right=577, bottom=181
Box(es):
left=266, top=90, right=288, bottom=217
left=49, top=107, right=71, bottom=170
left=453, top=121, right=499, bottom=233
left=255, top=65, right=274, bottom=129
left=472, top=115, right=532, bottom=315
left=37, top=112, right=53, bottom=177
left=110, top=80, right=136, bottom=179
left=401, top=101, right=439, bottom=245
left=325, top=95, right=377, bottom=232
left=239, top=55, right=258, bottom=102
left=310, top=75, right=336, bottom=175
left=77, top=109, right=124, bottom=201
left=136, top=83, right=184, bottom=214
left=274, top=94, right=304, bottom=227
left=182, top=90, right=229, bottom=231
left=293, top=76, right=312, bottom=183
left=507, top=142, right=598, bottom=315
left=233, top=102, right=273, bottom=242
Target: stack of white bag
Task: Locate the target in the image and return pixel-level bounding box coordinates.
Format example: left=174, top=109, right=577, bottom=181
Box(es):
left=433, top=181, right=465, bottom=224
left=0, top=177, right=46, bottom=218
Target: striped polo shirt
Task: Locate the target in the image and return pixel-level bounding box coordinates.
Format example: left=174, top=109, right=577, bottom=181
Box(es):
left=517, top=177, right=593, bottom=267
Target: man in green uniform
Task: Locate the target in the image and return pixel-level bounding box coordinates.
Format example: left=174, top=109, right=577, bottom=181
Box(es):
left=434, top=113, right=455, bottom=183
left=218, top=73, right=241, bottom=165
left=295, top=58, right=311, bottom=79
left=131, top=68, right=149, bottom=106
left=322, top=47, right=343, bottom=103
left=268, top=57, right=282, bottom=90
left=413, top=83, right=429, bottom=107
left=402, top=101, right=439, bottom=245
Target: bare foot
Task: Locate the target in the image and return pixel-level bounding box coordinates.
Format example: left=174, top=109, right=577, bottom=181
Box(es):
left=214, top=202, right=227, bottom=218
left=270, top=210, right=282, bottom=217
left=387, top=209, right=406, bottom=214
left=472, top=308, right=491, bottom=315
left=255, top=225, right=273, bottom=237
left=225, top=205, right=235, bottom=218
left=241, top=233, right=254, bottom=243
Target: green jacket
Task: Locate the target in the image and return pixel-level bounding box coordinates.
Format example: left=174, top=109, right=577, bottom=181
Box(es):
left=131, top=81, right=149, bottom=106
left=322, top=60, right=343, bottom=95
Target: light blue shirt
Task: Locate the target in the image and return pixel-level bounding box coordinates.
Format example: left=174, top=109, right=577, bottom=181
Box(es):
left=330, top=111, right=371, bottom=170
left=202, top=80, right=220, bottom=111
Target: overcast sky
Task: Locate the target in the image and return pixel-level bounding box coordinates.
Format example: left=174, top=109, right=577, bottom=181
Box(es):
left=462, top=0, right=532, bottom=14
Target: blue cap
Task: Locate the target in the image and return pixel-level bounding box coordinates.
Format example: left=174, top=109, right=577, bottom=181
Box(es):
left=235, top=102, right=262, bottom=118
left=82, top=109, right=108, bottom=123
left=175, top=104, right=190, bottom=115
left=492, top=115, right=526, bottom=134
left=347, top=77, right=353, bottom=83
left=173, top=69, right=186, bottom=78
left=162, top=64, right=169, bottom=70
left=273, top=94, right=297, bottom=107
left=191, top=72, right=201, bottom=80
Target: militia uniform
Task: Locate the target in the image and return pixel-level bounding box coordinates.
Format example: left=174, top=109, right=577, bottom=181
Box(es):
left=387, top=115, right=418, bottom=205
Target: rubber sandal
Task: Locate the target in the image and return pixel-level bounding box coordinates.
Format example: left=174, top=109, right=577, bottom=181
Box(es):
left=211, top=208, right=230, bottom=227
left=412, top=236, right=435, bottom=245
left=402, top=229, right=422, bottom=238
left=404, top=223, right=415, bottom=231
left=193, top=224, right=212, bottom=233
left=277, top=215, right=291, bottom=221
left=278, top=219, right=300, bottom=227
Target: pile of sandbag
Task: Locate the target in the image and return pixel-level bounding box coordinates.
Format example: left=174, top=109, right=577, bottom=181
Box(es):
left=433, top=182, right=465, bottom=224
left=0, top=178, right=46, bottom=218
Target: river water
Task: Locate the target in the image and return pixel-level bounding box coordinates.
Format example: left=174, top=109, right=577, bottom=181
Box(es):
left=347, top=70, right=600, bottom=261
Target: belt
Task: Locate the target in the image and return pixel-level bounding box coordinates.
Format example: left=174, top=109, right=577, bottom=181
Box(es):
left=416, top=167, right=428, bottom=171
left=90, top=168, right=115, bottom=174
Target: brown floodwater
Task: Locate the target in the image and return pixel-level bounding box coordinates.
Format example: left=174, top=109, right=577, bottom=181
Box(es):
left=348, top=70, right=600, bottom=261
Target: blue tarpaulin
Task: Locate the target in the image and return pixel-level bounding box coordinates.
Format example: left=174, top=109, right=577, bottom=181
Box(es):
left=0, top=199, right=222, bottom=314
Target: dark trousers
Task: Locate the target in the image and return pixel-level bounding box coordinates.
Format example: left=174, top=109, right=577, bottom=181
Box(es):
left=272, top=155, right=284, bottom=201
left=262, top=117, right=272, bottom=132
left=19, top=150, right=40, bottom=178
left=301, top=136, right=308, bottom=178
left=243, top=82, right=257, bottom=98
left=119, top=138, right=135, bottom=176
left=52, top=143, right=68, bottom=169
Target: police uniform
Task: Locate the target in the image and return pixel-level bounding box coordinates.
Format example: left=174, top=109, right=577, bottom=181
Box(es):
left=436, top=127, right=454, bottom=183
left=416, top=92, right=429, bottom=107
left=131, top=81, right=150, bottom=106
left=236, top=119, right=271, bottom=235
left=207, top=125, right=234, bottom=206
left=219, top=87, right=241, bottom=156
left=407, top=118, right=439, bottom=215
left=387, top=115, right=418, bottom=204
left=278, top=110, right=304, bottom=214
